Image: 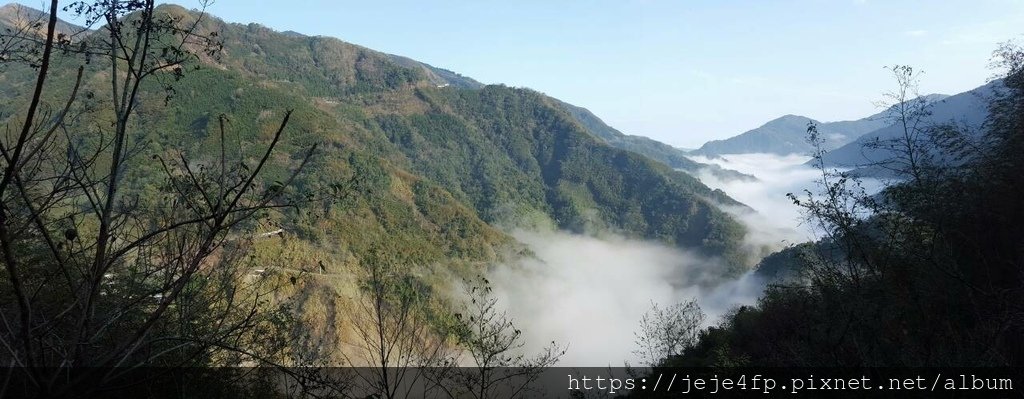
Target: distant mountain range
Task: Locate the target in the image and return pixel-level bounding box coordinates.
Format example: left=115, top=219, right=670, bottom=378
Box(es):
left=820, top=83, right=995, bottom=173
left=692, top=94, right=949, bottom=157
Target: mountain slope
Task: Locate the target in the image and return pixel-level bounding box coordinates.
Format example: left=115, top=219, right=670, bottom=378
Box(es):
left=398, top=86, right=747, bottom=265
left=691, top=94, right=953, bottom=157
left=555, top=100, right=755, bottom=181
left=819, top=83, right=995, bottom=172
left=385, top=53, right=484, bottom=89
left=0, top=3, right=752, bottom=272
left=693, top=113, right=891, bottom=156
left=0, top=3, right=85, bottom=36
left=187, top=7, right=750, bottom=265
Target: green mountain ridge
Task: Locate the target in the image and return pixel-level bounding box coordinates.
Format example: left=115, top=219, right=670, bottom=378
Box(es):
left=555, top=99, right=756, bottom=181
left=0, top=3, right=752, bottom=274
left=166, top=4, right=750, bottom=182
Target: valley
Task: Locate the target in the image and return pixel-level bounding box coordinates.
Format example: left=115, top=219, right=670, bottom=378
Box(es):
left=0, top=1, right=1021, bottom=397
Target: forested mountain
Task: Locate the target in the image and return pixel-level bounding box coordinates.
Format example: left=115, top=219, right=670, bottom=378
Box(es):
left=555, top=100, right=755, bottom=180
left=2, top=3, right=1022, bottom=397
left=0, top=6, right=770, bottom=393
left=0, top=5, right=757, bottom=376
left=208, top=8, right=750, bottom=260
left=692, top=95, right=947, bottom=156
left=0, top=3, right=752, bottom=266
left=384, top=53, right=484, bottom=89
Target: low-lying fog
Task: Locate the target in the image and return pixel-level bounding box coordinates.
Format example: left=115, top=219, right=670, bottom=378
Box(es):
left=487, top=153, right=831, bottom=366
left=689, top=153, right=821, bottom=245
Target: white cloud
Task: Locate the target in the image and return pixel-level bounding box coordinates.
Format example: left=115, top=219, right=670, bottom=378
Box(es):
left=480, top=153, right=886, bottom=367
left=689, top=153, right=819, bottom=244
left=488, top=230, right=765, bottom=367
left=687, top=152, right=889, bottom=248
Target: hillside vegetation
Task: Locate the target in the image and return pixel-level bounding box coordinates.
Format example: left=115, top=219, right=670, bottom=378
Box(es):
left=0, top=2, right=754, bottom=384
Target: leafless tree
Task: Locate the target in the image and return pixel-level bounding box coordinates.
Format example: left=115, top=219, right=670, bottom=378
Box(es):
left=864, top=65, right=938, bottom=184
left=788, top=65, right=965, bottom=285
left=429, top=276, right=564, bottom=399
left=632, top=299, right=705, bottom=367
left=0, top=1, right=325, bottom=396
left=346, top=246, right=450, bottom=399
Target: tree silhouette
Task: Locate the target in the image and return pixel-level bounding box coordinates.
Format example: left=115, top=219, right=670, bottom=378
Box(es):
left=0, top=1, right=323, bottom=396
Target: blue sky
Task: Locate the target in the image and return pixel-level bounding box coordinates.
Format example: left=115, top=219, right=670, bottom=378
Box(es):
left=27, top=0, right=1024, bottom=147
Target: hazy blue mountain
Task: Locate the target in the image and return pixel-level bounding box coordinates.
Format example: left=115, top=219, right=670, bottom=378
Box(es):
left=819, top=83, right=996, bottom=172
left=692, top=94, right=949, bottom=156
left=693, top=114, right=889, bottom=156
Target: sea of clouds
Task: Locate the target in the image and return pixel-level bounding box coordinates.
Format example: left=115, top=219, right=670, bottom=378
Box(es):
left=484, top=153, right=830, bottom=366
